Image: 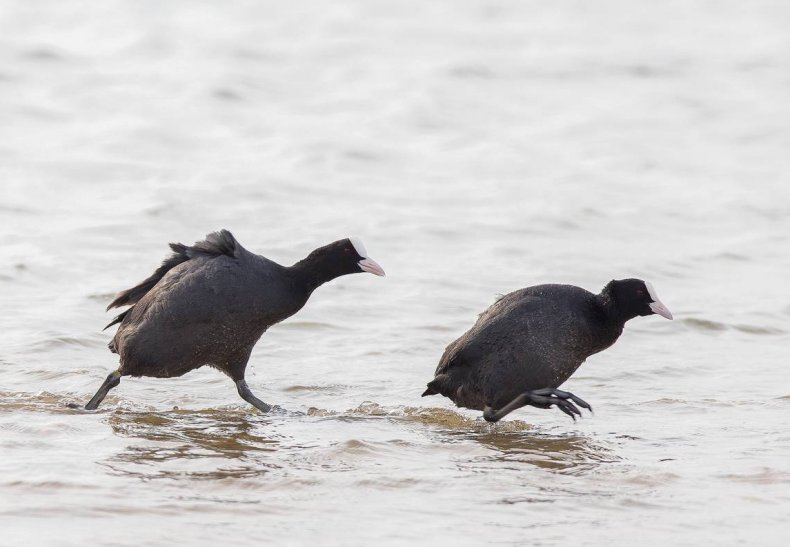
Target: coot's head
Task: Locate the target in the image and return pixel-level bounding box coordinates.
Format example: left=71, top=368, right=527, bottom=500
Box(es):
left=605, top=278, right=673, bottom=320
left=346, top=237, right=386, bottom=277
left=301, top=237, right=386, bottom=281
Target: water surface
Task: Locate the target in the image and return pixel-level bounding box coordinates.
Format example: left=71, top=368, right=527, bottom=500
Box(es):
left=1, top=0, right=789, bottom=544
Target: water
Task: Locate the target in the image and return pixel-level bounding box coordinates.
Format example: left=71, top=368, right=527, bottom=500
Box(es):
left=1, top=0, right=789, bottom=544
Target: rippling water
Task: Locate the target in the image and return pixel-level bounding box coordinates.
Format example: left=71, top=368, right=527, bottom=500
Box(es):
left=1, top=0, right=789, bottom=544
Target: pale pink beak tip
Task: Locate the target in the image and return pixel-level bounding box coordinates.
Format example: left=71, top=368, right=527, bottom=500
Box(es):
left=649, top=301, right=673, bottom=320
left=358, top=257, right=386, bottom=277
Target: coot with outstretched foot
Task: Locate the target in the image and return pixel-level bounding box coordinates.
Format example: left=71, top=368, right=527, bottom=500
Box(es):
left=422, top=279, right=672, bottom=422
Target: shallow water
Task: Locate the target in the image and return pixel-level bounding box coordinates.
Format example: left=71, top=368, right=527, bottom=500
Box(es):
left=1, top=0, right=789, bottom=544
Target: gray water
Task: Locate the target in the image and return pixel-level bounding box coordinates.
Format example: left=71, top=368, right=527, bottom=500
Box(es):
left=1, top=0, right=789, bottom=545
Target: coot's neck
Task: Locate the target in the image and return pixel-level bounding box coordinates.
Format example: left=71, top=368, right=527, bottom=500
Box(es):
left=596, top=283, right=640, bottom=326
left=287, top=255, right=345, bottom=295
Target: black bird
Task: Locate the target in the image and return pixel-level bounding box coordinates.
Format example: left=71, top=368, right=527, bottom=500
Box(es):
left=422, top=279, right=672, bottom=422
left=85, top=230, right=385, bottom=411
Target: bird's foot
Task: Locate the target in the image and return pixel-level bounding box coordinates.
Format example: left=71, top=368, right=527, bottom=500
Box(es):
left=529, top=388, right=592, bottom=421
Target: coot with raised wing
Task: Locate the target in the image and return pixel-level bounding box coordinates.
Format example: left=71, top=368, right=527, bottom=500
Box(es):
left=422, top=279, right=672, bottom=422
left=84, top=230, right=385, bottom=412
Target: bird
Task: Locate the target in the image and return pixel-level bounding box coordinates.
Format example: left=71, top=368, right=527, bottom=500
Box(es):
left=83, top=229, right=385, bottom=412
left=422, top=279, right=672, bottom=422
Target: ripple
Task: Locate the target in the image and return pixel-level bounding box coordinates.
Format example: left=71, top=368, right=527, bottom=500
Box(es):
left=683, top=317, right=728, bottom=331
left=458, top=430, right=620, bottom=475
left=622, top=471, right=681, bottom=486
left=27, top=334, right=107, bottom=352
left=0, top=390, right=89, bottom=413
left=329, top=401, right=536, bottom=433
left=278, top=321, right=346, bottom=331
left=284, top=384, right=350, bottom=393
left=720, top=468, right=790, bottom=485
left=715, top=252, right=750, bottom=262
left=353, top=477, right=421, bottom=489
left=22, top=48, right=67, bottom=62
left=102, top=460, right=276, bottom=482
left=732, top=324, right=786, bottom=335
left=682, top=318, right=786, bottom=335
left=98, top=408, right=286, bottom=481
left=86, top=292, right=116, bottom=303
left=499, top=496, right=555, bottom=505
left=107, top=409, right=281, bottom=455
left=213, top=88, right=243, bottom=102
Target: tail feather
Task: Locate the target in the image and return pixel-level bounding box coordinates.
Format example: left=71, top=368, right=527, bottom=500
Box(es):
left=422, top=378, right=442, bottom=397
left=106, top=243, right=190, bottom=310
left=106, top=230, right=239, bottom=311
left=186, top=230, right=238, bottom=259
left=103, top=308, right=131, bottom=331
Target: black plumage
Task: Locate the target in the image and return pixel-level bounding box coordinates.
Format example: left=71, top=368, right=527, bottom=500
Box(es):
left=84, top=230, right=385, bottom=411
left=422, top=279, right=673, bottom=422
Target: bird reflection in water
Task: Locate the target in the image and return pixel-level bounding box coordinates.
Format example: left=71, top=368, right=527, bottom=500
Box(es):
left=403, top=405, right=619, bottom=475
left=465, top=430, right=619, bottom=475
left=103, top=409, right=282, bottom=481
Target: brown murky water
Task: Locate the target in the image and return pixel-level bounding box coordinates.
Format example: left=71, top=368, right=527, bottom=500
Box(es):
left=1, top=0, right=789, bottom=544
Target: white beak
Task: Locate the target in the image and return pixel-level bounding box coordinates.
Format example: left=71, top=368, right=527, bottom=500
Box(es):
left=645, top=281, right=673, bottom=320
left=358, top=257, right=386, bottom=277
left=649, top=301, right=673, bottom=320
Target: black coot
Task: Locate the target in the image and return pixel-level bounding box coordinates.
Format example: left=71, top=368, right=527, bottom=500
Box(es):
left=84, top=230, right=385, bottom=412
left=422, top=279, right=672, bottom=422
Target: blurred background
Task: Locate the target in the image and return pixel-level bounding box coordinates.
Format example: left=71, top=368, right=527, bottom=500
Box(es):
left=1, top=0, right=788, bottom=545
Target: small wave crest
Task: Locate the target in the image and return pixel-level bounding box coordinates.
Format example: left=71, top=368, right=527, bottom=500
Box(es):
left=683, top=317, right=786, bottom=335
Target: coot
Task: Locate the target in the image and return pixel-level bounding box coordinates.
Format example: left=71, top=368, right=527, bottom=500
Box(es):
left=422, top=279, right=672, bottom=422
left=84, top=230, right=385, bottom=411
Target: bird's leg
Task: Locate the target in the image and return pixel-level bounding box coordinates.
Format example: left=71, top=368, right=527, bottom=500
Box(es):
left=483, top=388, right=592, bottom=423
left=235, top=379, right=272, bottom=413
left=484, top=394, right=528, bottom=423
left=85, top=370, right=122, bottom=410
